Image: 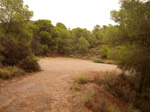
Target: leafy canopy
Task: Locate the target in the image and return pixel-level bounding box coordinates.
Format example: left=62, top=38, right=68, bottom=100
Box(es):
left=106, top=0, right=150, bottom=95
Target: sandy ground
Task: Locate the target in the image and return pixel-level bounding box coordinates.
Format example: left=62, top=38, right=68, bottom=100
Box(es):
left=0, top=57, right=119, bottom=112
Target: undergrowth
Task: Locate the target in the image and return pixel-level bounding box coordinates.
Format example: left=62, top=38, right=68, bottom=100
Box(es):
left=97, top=72, right=150, bottom=112
left=0, top=66, right=25, bottom=79
left=71, top=72, right=149, bottom=112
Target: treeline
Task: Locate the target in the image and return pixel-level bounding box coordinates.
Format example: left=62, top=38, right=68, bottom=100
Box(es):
left=27, top=20, right=107, bottom=56
left=0, top=0, right=107, bottom=79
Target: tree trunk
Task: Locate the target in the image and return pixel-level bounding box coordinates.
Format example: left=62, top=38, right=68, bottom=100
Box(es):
left=138, top=67, right=147, bottom=97
left=5, top=17, right=12, bottom=36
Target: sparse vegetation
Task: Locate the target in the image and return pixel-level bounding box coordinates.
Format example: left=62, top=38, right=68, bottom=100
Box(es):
left=0, top=66, right=24, bottom=79
left=107, top=104, right=122, bottom=112
left=71, top=82, right=79, bottom=91
left=71, top=72, right=149, bottom=112
left=74, top=74, right=88, bottom=84
left=71, top=82, right=79, bottom=96
left=83, top=90, right=94, bottom=107
left=98, top=96, right=108, bottom=112
left=98, top=72, right=150, bottom=112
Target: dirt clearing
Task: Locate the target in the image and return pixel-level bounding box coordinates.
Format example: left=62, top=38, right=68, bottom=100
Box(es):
left=0, top=57, right=119, bottom=112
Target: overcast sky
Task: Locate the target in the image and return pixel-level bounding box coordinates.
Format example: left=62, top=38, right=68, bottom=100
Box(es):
left=24, top=0, right=120, bottom=31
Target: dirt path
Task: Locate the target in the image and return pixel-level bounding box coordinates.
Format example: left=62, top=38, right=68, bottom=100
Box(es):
left=0, top=57, right=119, bottom=112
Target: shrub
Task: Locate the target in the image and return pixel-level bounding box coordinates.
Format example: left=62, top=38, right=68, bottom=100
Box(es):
left=18, top=55, right=40, bottom=72
left=0, top=66, right=24, bottom=79
left=0, top=37, right=41, bottom=74
left=76, top=36, right=90, bottom=54
left=7, top=66, right=25, bottom=77
left=104, top=60, right=115, bottom=64
left=0, top=68, right=11, bottom=79
left=94, top=59, right=104, bottom=63
left=100, top=45, right=110, bottom=59
left=71, top=82, right=79, bottom=91
left=71, top=82, right=79, bottom=97
left=74, top=75, right=88, bottom=84
left=0, top=37, right=32, bottom=66
left=98, top=74, right=137, bottom=103
left=96, top=73, right=150, bottom=112
left=84, top=90, right=94, bottom=107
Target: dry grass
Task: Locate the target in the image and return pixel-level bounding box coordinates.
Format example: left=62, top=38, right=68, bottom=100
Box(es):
left=71, top=71, right=146, bottom=112
left=0, top=66, right=24, bottom=79
left=74, top=74, right=88, bottom=84
left=83, top=90, right=94, bottom=107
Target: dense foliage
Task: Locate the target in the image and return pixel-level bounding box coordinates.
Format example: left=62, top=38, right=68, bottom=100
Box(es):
left=0, top=0, right=39, bottom=74
left=104, top=0, right=150, bottom=96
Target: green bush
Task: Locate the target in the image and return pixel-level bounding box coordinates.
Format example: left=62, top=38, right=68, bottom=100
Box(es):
left=0, top=37, right=32, bottom=66
left=0, top=37, right=41, bottom=74
left=100, top=45, right=110, bottom=59
left=18, top=55, right=40, bottom=72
